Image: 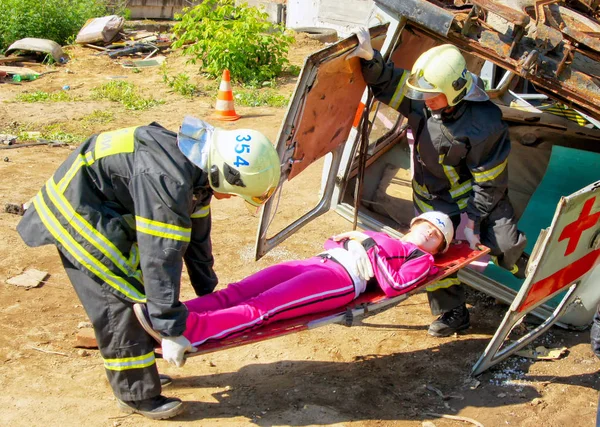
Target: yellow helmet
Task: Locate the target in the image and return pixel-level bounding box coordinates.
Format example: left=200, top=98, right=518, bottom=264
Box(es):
left=404, top=44, right=488, bottom=107
left=208, top=128, right=281, bottom=207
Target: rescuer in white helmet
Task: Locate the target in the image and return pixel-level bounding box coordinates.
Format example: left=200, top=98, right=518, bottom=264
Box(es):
left=18, top=116, right=281, bottom=419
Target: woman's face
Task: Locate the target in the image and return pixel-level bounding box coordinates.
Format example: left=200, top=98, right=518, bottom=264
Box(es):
left=405, top=221, right=445, bottom=254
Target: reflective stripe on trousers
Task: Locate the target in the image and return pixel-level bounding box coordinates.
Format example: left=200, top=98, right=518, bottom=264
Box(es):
left=59, top=251, right=161, bottom=401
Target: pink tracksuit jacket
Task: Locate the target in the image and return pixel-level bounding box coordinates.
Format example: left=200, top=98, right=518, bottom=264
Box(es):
left=182, top=231, right=435, bottom=347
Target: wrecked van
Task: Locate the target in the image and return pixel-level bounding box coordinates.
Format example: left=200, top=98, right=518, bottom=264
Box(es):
left=255, top=0, right=600, bottom=372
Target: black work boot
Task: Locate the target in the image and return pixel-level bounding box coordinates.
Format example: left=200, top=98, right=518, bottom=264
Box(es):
left=510, top=252, right=530, bottom=280
left=428, top=304, right=470, bottom=337
left=117, top=395, right=183, bottom=420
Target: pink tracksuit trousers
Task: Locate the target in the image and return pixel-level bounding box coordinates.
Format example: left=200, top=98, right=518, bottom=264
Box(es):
left=183, top=256, right=355, bottom=346
left=182, top=232, right=435, bottom=347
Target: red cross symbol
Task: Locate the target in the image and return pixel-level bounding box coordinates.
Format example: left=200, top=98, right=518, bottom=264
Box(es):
left=558, top=196, right=600, bottom=256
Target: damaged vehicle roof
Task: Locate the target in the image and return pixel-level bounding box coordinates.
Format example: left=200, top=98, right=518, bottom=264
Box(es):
left=376, top=0, right=600, bottom=120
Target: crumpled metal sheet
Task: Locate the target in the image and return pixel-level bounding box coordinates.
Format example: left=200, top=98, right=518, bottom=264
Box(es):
left=431, top=0, right=600, bottom=120
left=5, top=38, right=68, bottom=63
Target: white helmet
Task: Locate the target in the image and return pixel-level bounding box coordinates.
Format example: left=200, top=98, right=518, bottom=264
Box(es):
left=208, top=128, right=281, bottom=207
left=410, top=211, right=454, bottom=253
left=403, top=44, right=489, bottom=107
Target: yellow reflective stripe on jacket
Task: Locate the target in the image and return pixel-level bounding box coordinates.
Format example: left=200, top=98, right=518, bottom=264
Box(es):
left=129, top=243, right=140, bottom=270
left=57, top=151, right=96, bottom=193
left=191, top=205, right=210, bottom=219
left=103, top=351, right=155, bottom=371
left=471, top=159, right=507, bottom=183
left=457, top=197, right=469, bottom=210
left=426, top=277, right=461, bottom=292
left=414, top=196, right=433, bottom=213
left=33, top=192, right=146, bottom=302
left=412, top=180, right=432, bottom=200
left=389, top=70, right=409, bottom=110
left=84, top=150, right=95, bottom=166
left=95, top=127, right=137, bottom=160
left=449, top=180, right=472, bottom=199
left=46, top=179, right=140, bottom=279
left=439, top=154, right=460, bottom=187
left=135, top=216, right=191, bottom=242
left=58, top=155, right=85, bottom=193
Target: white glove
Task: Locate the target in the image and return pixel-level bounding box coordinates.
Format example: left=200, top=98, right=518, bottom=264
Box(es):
left=161, top=336, right=197, bottom=368
left=347, top=239, right=375, bottom=281
left=346, top=26, right=374, bottom=61
left=463, top=226, right=481, bottom=250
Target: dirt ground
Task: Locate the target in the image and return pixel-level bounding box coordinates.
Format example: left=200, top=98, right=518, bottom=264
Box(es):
left=1, top=33, right=599, bottom=427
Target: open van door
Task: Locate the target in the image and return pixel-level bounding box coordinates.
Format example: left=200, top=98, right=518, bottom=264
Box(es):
left=472, top=181, right=600, bottom=375
left=254, top=24, right=388, bottom=260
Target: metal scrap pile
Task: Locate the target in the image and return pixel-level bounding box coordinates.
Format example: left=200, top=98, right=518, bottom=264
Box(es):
left=76, top=15, right=171, bottom=67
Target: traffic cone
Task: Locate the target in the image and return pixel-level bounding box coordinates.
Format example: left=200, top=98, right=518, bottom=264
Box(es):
left=213, top=69, right=241, bottom=121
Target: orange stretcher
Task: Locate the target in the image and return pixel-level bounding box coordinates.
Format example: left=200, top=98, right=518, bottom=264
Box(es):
left=151, top=242, right=489, bottom=357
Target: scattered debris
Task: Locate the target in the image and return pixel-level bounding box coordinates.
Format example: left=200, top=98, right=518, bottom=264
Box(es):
left=77, top=321, right=93, bottom=329
left=515, top=346, right=568, bottom=360
left=0, top=134, right=17, bottom=145
left=464, top=378, right=481, bottom=390
left=5, top=38, right=68, bottom=64
left=0, top=139, right=69, bottom=150
left=75, top=15, right=125, bottom=45
left=425, top=412, right=484, bottom=427
left=531, top=397, right=544, bottom=406
left=121, top=55, right=166, bottom=69
left=74, top=328, right=98, bottom=349
left=77, top=349, right=90, bottom=357
left=425, top=384, right=464, bottom=401
left=6, top=269, right=48, bottom=289
left=422, top=422, right=437, bottom=427
left=28, top=346, right=69, bottom=357
left=4, top=202, right=27, bottom=216
left=0, top=66, right=39, bottom=82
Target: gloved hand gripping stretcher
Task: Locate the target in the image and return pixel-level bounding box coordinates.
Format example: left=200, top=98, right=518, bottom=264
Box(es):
left=136, top=241, right=489, bottom=359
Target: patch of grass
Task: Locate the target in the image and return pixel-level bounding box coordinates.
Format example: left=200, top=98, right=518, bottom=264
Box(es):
left=286, top=65, right=301, bottom=76
left=41, top=124, right=82, bottom=144
left=162, top=70, right=201, bottom=99
left=91, top=81, right=164, bottom=111
left=82, top=110, right=115, bottom=124
left=234, top=88, right=290, bottom=108
left=15, top=90, right=78, bottom=103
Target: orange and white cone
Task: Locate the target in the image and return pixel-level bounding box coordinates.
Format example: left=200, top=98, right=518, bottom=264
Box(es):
left=213, top=69, right=241, bottom=121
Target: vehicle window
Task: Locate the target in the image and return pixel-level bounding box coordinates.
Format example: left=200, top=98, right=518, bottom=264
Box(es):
left=367, top=100, right=402, bottom=151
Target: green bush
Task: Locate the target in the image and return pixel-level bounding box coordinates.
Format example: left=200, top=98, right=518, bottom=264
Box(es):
left=0, top=0, right=108, bottom=52
left=172, top=0, right=294, bottom=85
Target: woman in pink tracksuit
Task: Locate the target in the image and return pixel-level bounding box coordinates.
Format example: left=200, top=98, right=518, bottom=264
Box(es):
left=178, top=211, right=454, bottom=348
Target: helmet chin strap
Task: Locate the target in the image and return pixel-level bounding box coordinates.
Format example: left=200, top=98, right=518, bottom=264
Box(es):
left=428, top=105, right=455, bottom=120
